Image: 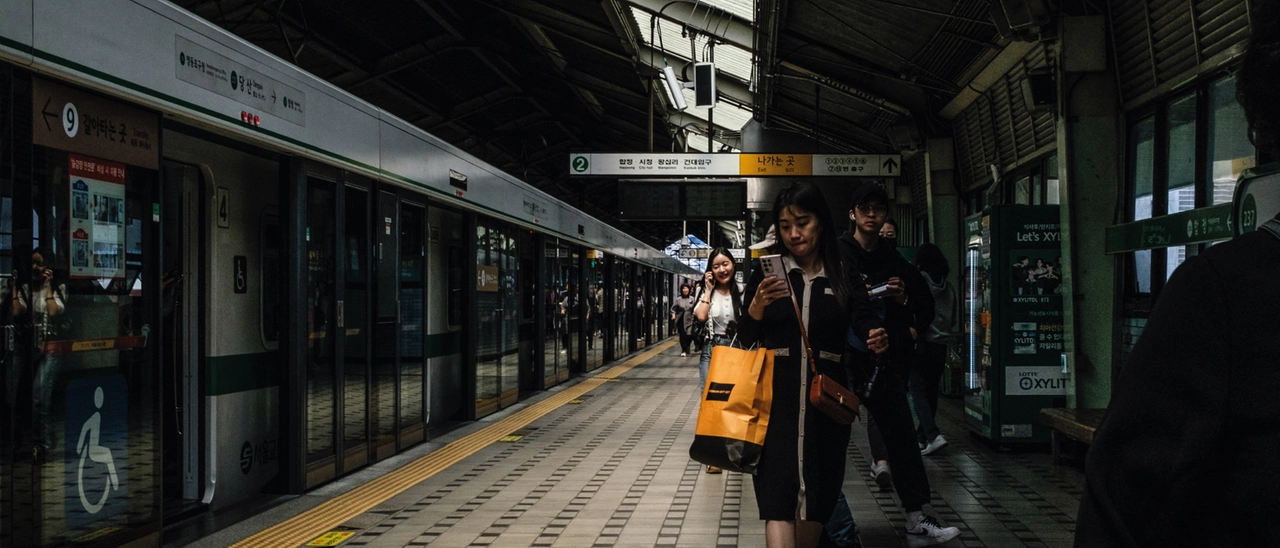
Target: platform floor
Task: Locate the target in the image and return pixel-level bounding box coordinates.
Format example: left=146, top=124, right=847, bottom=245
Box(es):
left=190, top=341, right=1084, bottom=548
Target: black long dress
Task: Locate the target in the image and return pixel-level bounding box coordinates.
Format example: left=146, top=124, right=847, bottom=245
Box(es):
left=737, top=257, right=880, bottom=522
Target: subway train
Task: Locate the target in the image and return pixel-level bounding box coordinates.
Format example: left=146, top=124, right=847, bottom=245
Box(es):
left=0, top=2, right=694, bottom=546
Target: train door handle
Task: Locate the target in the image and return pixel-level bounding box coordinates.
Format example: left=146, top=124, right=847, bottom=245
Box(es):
left=337, top=300, right=345, bottom=329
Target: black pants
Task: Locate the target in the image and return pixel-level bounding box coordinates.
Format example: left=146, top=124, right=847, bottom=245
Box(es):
left=909, top=341, right=948, bottom=444
left=677, top=326, right=693, bottom=354
left=850, top=347, right=931, bottom=513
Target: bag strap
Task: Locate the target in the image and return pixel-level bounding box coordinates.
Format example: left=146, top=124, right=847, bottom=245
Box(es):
left=782, top=270, right=820, bottom=377
left=1261, top=218, right=1280, bottom=242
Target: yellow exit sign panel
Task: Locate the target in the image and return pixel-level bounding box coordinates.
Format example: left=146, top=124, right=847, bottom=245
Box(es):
left=740, top=154, right=812, bottom=176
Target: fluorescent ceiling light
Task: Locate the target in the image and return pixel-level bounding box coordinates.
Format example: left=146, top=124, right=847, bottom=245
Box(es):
left=699, top=0, right=755, bottom=22
left=632, top=7, right=753, bottom=83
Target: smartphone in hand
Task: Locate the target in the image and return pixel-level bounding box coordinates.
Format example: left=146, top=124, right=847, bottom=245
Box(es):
left=868, top=282, right=891, bottom=297
left=759, top=254, right=791, bottom=295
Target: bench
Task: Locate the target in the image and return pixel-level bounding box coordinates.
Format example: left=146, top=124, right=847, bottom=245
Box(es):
left=1039, top=408, right=1106, bottom=465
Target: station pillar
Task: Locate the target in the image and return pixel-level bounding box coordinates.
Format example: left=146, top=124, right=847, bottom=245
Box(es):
left=1056, top=17, right=1121, bottom=409
left=925, top=138, right=962, bottom=291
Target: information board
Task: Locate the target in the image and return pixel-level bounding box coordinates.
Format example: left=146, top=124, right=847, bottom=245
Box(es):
left=618, top=184, right=680, bottom=219
left=685, top=184, right=745, bottom=218
left=1235, top=164, right=1280, bottom=235
left=68, top=154, right=127, bottom=280
left=616, top=182, right=745, bottom=220
left=176, top=36, right=306, bottom=126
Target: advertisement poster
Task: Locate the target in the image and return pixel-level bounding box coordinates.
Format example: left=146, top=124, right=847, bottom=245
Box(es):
left=964, top=207, right=1066, bottom=443
left=69, top=154, right=127, bottom=280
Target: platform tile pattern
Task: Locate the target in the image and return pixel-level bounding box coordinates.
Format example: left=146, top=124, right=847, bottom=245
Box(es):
left=326, top=346, right=1084, bottom=547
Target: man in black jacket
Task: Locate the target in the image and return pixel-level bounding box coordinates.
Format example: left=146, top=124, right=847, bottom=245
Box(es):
left=837, top=184, right=956, bottom=546
left=1075, top=7, right=1280, bottom=546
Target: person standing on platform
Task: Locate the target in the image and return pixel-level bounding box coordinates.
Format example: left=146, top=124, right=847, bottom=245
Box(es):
left=839, top=184, right=959, bottom=547
left=880, top=217, right=899, bottom=249
left=909, top=243, right=954, bottom=456
left=693, top=247, right=744, bottom=475
left=1075, top=8, right=1280, bottom=546
left=738, top=182, right=887, bottom=548
left=670, top=284, right=696, bottom=357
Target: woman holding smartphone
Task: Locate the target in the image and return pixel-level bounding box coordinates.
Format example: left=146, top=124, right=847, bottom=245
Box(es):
left=738, top=182, right=887, bottom=548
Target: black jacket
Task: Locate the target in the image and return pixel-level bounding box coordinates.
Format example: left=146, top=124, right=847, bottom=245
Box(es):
left=837, top=232, right=935, bottom=347
left=1075, top=222, right=1280, bottom=547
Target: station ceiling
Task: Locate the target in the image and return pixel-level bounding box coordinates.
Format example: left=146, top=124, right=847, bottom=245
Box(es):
left=173, top=0, right=1002, bottom=250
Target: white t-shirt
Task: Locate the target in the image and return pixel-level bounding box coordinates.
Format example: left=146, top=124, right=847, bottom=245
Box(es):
left=708, top=289, right=735, bottom=336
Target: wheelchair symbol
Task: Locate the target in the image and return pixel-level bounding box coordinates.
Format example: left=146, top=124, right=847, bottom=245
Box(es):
left=77, top=387, right=120, bottom=514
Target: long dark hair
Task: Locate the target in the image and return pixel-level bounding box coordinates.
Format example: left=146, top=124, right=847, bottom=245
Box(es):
left=771, top=182, right=852, bottom=307
left=700, top=246, right=743, bottom=319
left=914, top=242, right=950, bottom=281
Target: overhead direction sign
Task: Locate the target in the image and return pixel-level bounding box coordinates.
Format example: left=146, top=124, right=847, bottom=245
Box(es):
left=569, top=153, right=902, bottom=177
left=740, top=154, right=812, bottom=176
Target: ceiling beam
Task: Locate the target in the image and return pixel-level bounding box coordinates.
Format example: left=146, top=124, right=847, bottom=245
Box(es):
left=622, top=0, right=753, bottom=50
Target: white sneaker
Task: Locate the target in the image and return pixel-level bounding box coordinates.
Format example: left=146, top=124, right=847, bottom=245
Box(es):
left=921, top=435, right=949, bottom=456
left=906, top=513, right=961, bottom=547
left=680, top=352, right=687, bottom=357
left=870, top=462, right=892, bottom=489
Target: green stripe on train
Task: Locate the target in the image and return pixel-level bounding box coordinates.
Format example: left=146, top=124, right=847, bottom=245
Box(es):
left=205, top=332, right=463, bottom=396
left=205, top=352, right=280, bottom=396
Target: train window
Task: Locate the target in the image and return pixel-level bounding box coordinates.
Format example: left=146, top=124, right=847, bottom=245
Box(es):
left=447, top=244, right=463, bottom=329
left=261, top=213, right=281, bottom=346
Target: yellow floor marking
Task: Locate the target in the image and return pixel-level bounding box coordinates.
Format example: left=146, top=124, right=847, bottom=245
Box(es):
left=305, top=531, right=356, bottom=546
left=232, top=339, right=676, bottom=548
left=499, top=435, right=522, bottom=442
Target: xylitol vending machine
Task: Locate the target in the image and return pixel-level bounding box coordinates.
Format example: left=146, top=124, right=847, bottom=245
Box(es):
left=962, top=206, right=1067, bottom=444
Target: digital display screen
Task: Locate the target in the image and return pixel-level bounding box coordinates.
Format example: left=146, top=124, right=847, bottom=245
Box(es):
left=617, top=183, right=680, bottom=219
left=685, top=184, right=744, bottom=218
left=616, top=182, right=745, bottom=220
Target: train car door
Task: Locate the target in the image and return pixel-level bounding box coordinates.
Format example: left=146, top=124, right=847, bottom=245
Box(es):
left=474, top=220, right=520, bottom=417
left=306, top=172, right=376, bottom=484
left=339, top=181, right=371, bottom=473
left=159, top=161, right=202, bottom=518
left=372, top=191, right=399, bottom=461
left=303, top=174, right=339, bottom=487
left=397, top=200, right=427, bottom=447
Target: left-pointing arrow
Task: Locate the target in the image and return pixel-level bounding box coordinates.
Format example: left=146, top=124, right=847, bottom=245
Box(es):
left=41, top=97, right=59, bottom=132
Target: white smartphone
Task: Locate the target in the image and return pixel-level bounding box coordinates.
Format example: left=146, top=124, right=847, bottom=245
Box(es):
left=759, top=254, right=791, bottom=295
left=868, top=282, right=891, bottom=296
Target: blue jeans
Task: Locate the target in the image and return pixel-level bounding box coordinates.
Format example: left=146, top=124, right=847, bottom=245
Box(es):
left=819, top=492, right=858, bottom=547
left=33, top=354, right=62, bottom=451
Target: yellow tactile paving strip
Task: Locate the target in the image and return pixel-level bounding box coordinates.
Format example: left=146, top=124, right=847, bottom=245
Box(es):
left=232, top=340, right=677, bottom=548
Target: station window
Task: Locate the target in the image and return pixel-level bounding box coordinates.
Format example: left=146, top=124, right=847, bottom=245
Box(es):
left=1122, top=73, right=1257, bottom=300
left=1000, top=155, right=1057, bottom=207
left=1206, top=75, right=1256, bottom=205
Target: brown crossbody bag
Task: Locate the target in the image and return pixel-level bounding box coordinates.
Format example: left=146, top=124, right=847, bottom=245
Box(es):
left=784, top=276, right=860, bottom=425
